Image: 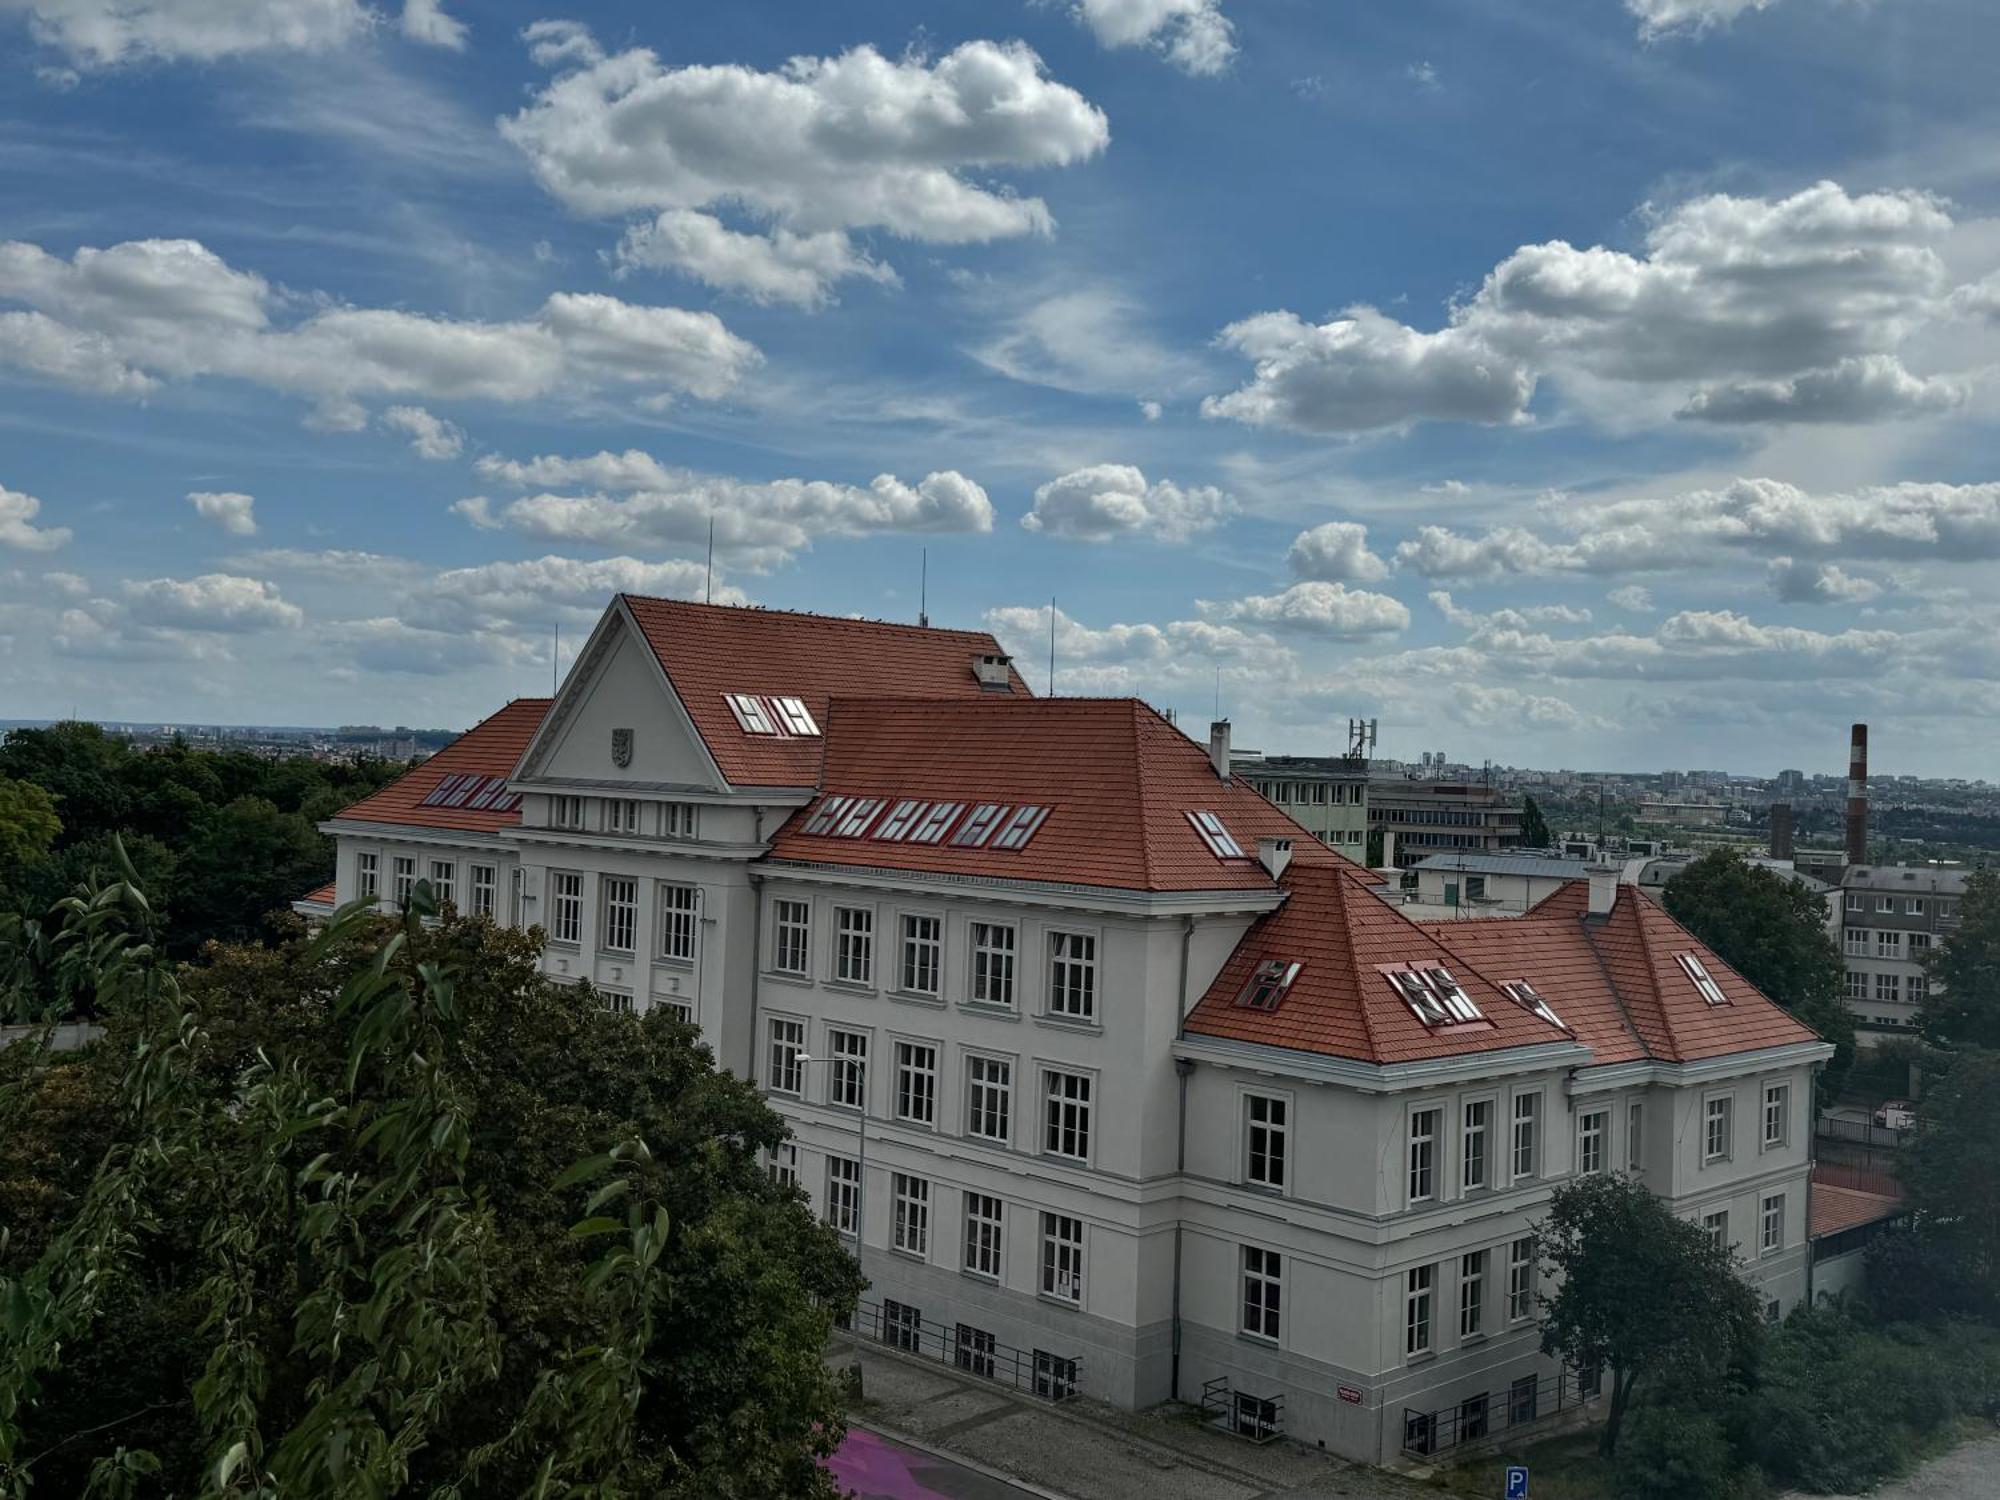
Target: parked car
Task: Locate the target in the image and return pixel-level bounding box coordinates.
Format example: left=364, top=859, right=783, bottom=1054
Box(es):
left=1873, top=1100, right=1917, bottom=1130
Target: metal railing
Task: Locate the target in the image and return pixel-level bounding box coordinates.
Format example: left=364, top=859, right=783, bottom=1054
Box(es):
left=1200, top=1377, right=1285, bottom=1443
left=1402, top=1366, right=1601, bottom=1458
left=1816, top=1116, right=1906, bottom=1150
left=839, top=1296, right=1081, bottom=1403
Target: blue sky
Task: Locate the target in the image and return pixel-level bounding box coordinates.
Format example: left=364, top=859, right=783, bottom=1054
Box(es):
left=5, top=0, right=2000, bottom=777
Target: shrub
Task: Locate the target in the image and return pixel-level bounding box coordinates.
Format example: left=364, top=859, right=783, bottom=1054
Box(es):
left=1612, top=1403, right=1742, bottom=1500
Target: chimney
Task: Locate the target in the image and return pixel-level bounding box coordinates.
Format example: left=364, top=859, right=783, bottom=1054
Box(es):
left=1257, top=836, right=1293, bottom=881
left=1585, top=862, right=1620, bottom=918
left=1845, top=723, right=1868, bottom=865
left=1208, top=719, right=1231, bottom=782
left=972, top=652, right=1014, bottom=691
left=1770, top=802, right=1795, bottom=862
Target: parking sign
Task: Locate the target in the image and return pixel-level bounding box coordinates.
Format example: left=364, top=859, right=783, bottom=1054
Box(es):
left=1505, top=1466, right=1529, bottom=1499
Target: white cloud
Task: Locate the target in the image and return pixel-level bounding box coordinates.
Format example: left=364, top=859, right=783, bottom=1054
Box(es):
left=0, top=483, right=72, bottom=551
left=984, top=602, right=1292, bottom=696
left=233, top=547, right=422, bottom=580
left=398, top=0, right=463, bottom=50
left=1429, top=591, right=1591, bottom=632
left=410, top=554, right=747, bottom=632
left=0, top=310, right=157, bottom=394
left=1071, top=0, right=1235, bottom=75
left=1022, top=464, right=1233, bottom=543
left=461, top=451, right=995, bottom=569
left=122, top=573, right=302, bottom=632
left=967, top=284, right=1209, bottom=400
left=1396, top=524, right=1580, bottom=580
left=615, top=210, right=898, bottom=310
left=380, top=404, right=464, bottom=459
left=1767, top=557, right=1883, bottom=604
left=1608, top=585, right=1656, bottom=612
left=0, top=238, right=760, bottom=415
left=1447, top=684, right=1601, bottom=732
left=1139, top=399, right=1162, bottom=421
left=1204, top=182, right=1981, bottom=434
left=1287, top=521, right=1389, bottom=582
left=12, top=0, right=373, bottom=67
left=1627, top=0, right=1778, bottom=41
left=186, top=489, right=257, bottom=536
left=325, top=616, right=538, bottom=676
left=1406, top=60, right=1439, bottom=90
left=1198, top=581, right=1410, bottom=639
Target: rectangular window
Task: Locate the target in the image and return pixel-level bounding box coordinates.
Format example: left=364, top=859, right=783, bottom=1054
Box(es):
left=834, top=906, right=874, bottom=986
left=828, top=1028, right=868, bottom=1111
left=900, top=914, right=942, bottom=996
left=1908, top=932, right=1932, bottom=956
left=393, top=856, right=417, bottom=907
left=552, top=794, right=585, bottom=830
left=1048, top=932, right=1097, bottom=1021
left=1876, top=972, right=1901, bottom=1003
left=767, top=1142, right=798, bottom=1190
left=355, top=851, right=379, bottom=898
left=1511, top=1092, right=1540, bottom=1181
left=428, top=859, right=455, bottom=908
left=1703, top=1096, right=1732, bottom=1164
left=1506, top=1237, right=1536, bottom=1321
left=725, top=693, right=776, bottom=735
left=1761, top=1194, right=1785, bottom=1254
left=1908, top=897, right=1926, bottom=916
left=1461, top=1100, right=1491, bottom=1191
left=469, top=864, right=496, bottom=918
left=970, top=922, right=1016, bottom=1008
left=1509, top=1375, right=1539, bottom=1427
left=1877, top=930, right=1903, bottom=959
left=767, top=1017, right=805, bottom=1097
left=1877, top=895, right=1894, bottom=913
left=601, top=876, right=637, bottom=953
left=954, top=1324, right=996, bottom=1379
left=892, top=1173, right=930, bottom=1258
left=881, top=1299, right=921, bottom=1353
left=1033, top=1351, right=1077, bottom=1401
left=1908, top=975, right=1928, bottom=1005
left=604, top=798, right=641, bottom=835
left=659, top=884, right=697, bottom=961
left=966, top=1055, right=1012, bottom=1143
left=1845, top=969, right=1869, bottom=1001
left=1041, top=1213, right=1084, bottom=1303
left=1627, top=1099, right=1644, bottom=1173
left=1043, top=1070, right=1092, bottom=1162
left=1246, top=1094, right=1287, bottom=1189
left=1703, top=1210, right=1729, bottom=1251
left=1460, top=1249, right=1486, bottom=1338
left=1406, top=1265, right=1434, bottom=1356
left=660, top=802, right=701, bottom=840
left=1763, top=1083, right=1790, bottom=1148
left=825, top=1155, right=859, bottom=1236
left=772, top=695, right=820, bottom=736
left=1844, top=927, right=1870, bottom=956
left=1459, top=1394, right=1489, bottom=1443
left=964, top=1193, right=1003, bottom=1279
left=601, top=990, right=634, bottom=1015
left=1845, top=892, right=1863, bottom=912
left=549, top=870, right=582, bottom=944
left=1577, top=1108, right=1608, bottom=1176
left=894, top=1041, right=937, bottom=1126
left=1408, top=1108, right=1439, bottom=1203
left=773, top=898, right=810, bottom=975
left=1241, top=1247, right=1282, bottom=1341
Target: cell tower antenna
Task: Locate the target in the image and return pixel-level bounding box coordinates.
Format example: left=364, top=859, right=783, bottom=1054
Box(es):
left=704, top=515, right=714, bottom=605
left=1048, top=597, right=1057, bottom=697
left=919, top=548, right=929, bottom=628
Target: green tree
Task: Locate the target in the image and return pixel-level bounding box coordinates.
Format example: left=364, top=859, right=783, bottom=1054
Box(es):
left=1662, top=849, right=1855, bottom=1096
left=0, top=874, right=860, bottom=1496
left=1519, top=795, right=1552, bottom=849
left=1895, top=1049, right=2000, bottom=1309
left=1919, top=868, right=2000, bottom=1050
left=171, top=795, right=328, bottom=952
left=0, top=722, right=130, bottom=846
left=1536, top=1174, right=1763, bottom=1457
left=0, top=777, right=59, bottom=873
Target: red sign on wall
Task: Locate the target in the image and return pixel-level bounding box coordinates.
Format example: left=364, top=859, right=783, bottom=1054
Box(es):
left=1337, top=1385, right=1363, bottom=1404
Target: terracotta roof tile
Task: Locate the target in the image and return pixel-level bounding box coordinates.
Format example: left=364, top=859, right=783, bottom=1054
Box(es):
left=767, top=697, right=1359, bottom=893
left=1811, top=1181, right=1905, bottom=1239
left=297, top=880, right=336, bottom=907
left=620, top=596, right=1028, bottom=787
left=333, top=698, right=551, bottom=833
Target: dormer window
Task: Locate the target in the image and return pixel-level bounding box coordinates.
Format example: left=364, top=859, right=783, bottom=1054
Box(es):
left=1237, top=959, right=1302, bottom=1011
left=1676, top=952, right=1729, bottom=1006
left=724, top=693, right=777, bottom=734
left=1500, top=979, right=1565, bottom=1029
left=1187, top=810, right=1245, bottom=859
left=1388, top=966, right=1484, bottom=1028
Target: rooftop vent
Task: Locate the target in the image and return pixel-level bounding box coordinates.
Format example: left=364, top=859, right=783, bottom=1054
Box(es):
left=973, top=653, right=1014, bottom=691
left=1257, top=837, right=1293, bottom=881
left=1209, top=719, right=1232, bottom=782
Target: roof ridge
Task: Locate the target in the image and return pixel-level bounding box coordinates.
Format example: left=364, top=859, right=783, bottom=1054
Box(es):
left=619, top=592, right=1004, bottom=640
left=1575, top=899, right=1658, bottom=1062
left=1322, top=867, right=1384, bottom=1059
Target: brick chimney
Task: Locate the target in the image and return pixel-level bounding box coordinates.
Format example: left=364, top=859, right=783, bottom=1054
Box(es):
left=1208, top=719, right=1231, bottom=782
left=1770, top=803, right=1795, bottom=862
left=1585, top=862, right=1620, bottom=918
left=1845, top=723, right=1868, bottom=865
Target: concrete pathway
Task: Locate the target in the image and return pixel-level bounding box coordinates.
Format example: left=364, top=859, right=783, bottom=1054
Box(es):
left=1796, top=1431, right=2000, bottom=1500
left=828, top=1427, right=1051, bottom=1499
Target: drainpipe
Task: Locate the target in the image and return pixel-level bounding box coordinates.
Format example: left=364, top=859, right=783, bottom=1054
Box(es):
left=1804, top=1059, right=1823, bottom=1308
left=745, top=807, right=767, bottom=1081
left=1171, top=1054, right=1195, bottom=1402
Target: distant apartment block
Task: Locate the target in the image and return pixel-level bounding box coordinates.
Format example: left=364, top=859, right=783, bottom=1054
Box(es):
left=1835, top=865, right=1964, bottom=1040
left=1239, top=757, right=1370, bottom=856
left=1368, top=777, right=1524, bottom=868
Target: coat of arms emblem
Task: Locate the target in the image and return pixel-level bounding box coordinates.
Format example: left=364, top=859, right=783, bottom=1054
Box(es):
left=611, top=728, right=634, bottom=767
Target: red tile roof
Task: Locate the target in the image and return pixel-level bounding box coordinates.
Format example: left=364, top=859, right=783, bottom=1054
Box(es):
left=334, top=698, right=552, bottom=833
left=620, top=595, right=1029, bottom=787
left=296, top=880, right=337, bottom=908
left=767, top=697, right=1361, bottom=893
left=1811, top=1181, right=1905, bottom=1239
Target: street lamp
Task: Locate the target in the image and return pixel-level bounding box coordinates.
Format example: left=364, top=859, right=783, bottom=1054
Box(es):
left=797, top=1053, right=868, bottom=1272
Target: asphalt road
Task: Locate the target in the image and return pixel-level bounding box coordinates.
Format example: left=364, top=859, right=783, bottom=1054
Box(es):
left=828, top=1427, right=1048, bottom=1500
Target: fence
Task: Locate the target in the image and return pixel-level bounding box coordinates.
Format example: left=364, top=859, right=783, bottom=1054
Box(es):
left=1402, top=1365, right=1601, bottom=1458
left=840, top=1296, right=1081, bottom=1403
left=1200, top=1376, right=1285, bottom=1442
left=1816, top=1116, right=1906, bottom=1151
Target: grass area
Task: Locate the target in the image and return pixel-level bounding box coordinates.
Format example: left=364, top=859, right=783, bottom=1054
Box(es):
left=1426, top=1431, right=1624, bottom=1500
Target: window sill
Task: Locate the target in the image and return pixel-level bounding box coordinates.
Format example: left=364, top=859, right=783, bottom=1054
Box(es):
left=1035, top=1013, right=1102, bottom=1035
left=826, top=979, right=878, bottom=997
left=1460, top=1332, right=1488, bottom=1347
left=888, top=990, right=947, bottom=1008
left=960, top=1000, right=1020, bottom=1021
left=1405, top=1350, right=1437, bottom=1367
left=602, top=948, right=636, bottom=961
left=763, top=970, right=815, bottom=989
left=1037, top=1293, right=1084, bottom=1312
left=961, top=1268, right=1001, bottom=1286
left=653, top=956, right=694, bottom=971
left=1237, top=1330, right=1281, bottom=1350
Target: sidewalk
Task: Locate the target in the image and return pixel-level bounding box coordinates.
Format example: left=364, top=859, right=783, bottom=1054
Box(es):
left=833, top=1336, right=1434, bottom=1500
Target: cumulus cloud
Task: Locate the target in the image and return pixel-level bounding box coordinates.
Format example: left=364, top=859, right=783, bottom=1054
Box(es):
left=1768, top=557, right=1883, bottom=605
left=1071, top=0, right=1236, bottom=75
left=502, top=29, right=1107, bottom=305
left=1198, top=580, right=1410, bottom=639
left=325, top=616, right=539, bottom=677
left=1428, top=591, right=1591, bottom=632
left=1608, top=584, right=1656, bottom=612
left=122, top=573, right=302, bottom=632
left=410, top=554, right=748, bottom=632
left=1022, top=464, right=1233, bottom=542
left=461, top=450, right=994, bottom=569
left=1204, top=182, right=1980, bottom=434
left=380, top=404, right=464, bottom=459
left=11, top=0, right=373, bottom=66
left=984, top=602, right=1292, bottom=696
left=0, top=483, right=72, bottom=551
left=398, top=0, right=464, bottom=50
left=1287, top=521, right=1390, bottom=582
left=1396, top=525, right=1579, bottom=580
left=0, top=237, right=759, bottom=416
left=1627, top=0, right=1777, bottom=40
left=186, top=490, right=257, bottom=536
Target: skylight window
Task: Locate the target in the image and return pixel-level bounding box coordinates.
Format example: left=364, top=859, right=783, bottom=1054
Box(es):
left=465, top=777, right=507, bottom=811
left=907, top=802, right=963, bottom=844
left=441, top=776, right=485, bottom=808
left=1501, top=980, right=1565, bottom=1029
left=951, top=803, right=1010, bottom=847
left=420, top=772, right=472, bottom=808
left=724, top=693, right=777, bottom=734
left=1187, top=810, right=1244, bottom=859
left=990, top=804, right=1050, bottom=850
left=802, top=795, right=853, bottom=836
left=1237, top=959, right=1302, bottom=1011
left=771, top=696, right=820, bottom=736
left=1388, top=967, right=1485, bottom=1028
left=1676, top=952, right=1729, bottom=1006
left=875, top=799, right=928, bottom=841
left=832, top=797, right=885, bottom=838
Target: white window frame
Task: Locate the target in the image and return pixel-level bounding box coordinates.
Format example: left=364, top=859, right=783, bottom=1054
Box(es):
left=1506, top=1237, right=1536, bottom=1322
left=970, top=921, right=1017, bottom=1009
left=833, top=905, right=874, bottom=987
left=894, top=1039, right=938, bottom=1127
left=767, top=1142, right=798, bottom=1190
left=1876, top=929, right=1903, bottom=959
left=1626, top=1098, right=1644, bottom=1173
left=828, top=1027, right=869, bottom=1112
left=1408, top=1105, right=1440, bottom=1205
left=1459, top=1249, right=1487, bottom=1339
left=1762, top=1082, right=1790, bottom=1149
left=1510, top=1090, right=1541, bottom=1182
left=604, top=798, right=641, bottom=836
left=900, top=912, right=943, bottom=997
left=965, top=1053, right=1013, bottom=1144
left=1047, top=931, right=1098, bottom=1022
left=1042, top=1067, right=1093, bottom=1163
left=825, top=1155, right=860, bottom=1236
left=428, top=859, right=456, bottom=909
left=964, top=1192, right=1004, bottom=1280
left=767, top=1016, right=806, bottom=1098
left=1406, top=1264, right=1435, bottom=1357
left=1875, top=972, right=1901, bottom=1003
left=355, top=851, right=379, bottom=899
left=392, top=855, right=417, bottom=908
left=1844, top=927, right=1871, bottom=956
left=773, top=898, right=811, bottom=976
left=468, top=863, right=496, bottom=918
left=1576, top=1107, right=1608, bottom=1177
left=1703, top=1209, right=1730, bottom=1252
left=1240, top=1246, right=1282, bottom=1342
left=601, top=875, right=637, bottom=955
left=891, top=1173, right=930, bottom=1259
left=551, top=794, right=585, bottom=831
left=1461, top=1097, right=1493, bottom=1192
left=549, top=870, right=583, bottom=945
left=1244, top=1092, right=1289, bottom=1191
left=1760, top=1193, right=1785, bottom=1255
left=660, top=802, right=700, bottom=840
left=659, top=883, right=697, bottom=962
left=1040, top=1212, right=1085, bottom=1305
left=1702, top=1094, right=1733, bottom=1165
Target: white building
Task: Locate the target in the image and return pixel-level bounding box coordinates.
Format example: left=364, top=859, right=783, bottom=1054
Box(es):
left=308, top=595, right=1833, bottom=1466
left=1833, top=864, right=1966, bottom=1041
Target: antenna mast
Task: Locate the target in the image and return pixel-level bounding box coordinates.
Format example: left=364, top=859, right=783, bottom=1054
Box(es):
left=1048, top=597, right=1057, bottom=697
left=552, top=622, right=559, bottom=695
left=704, top=515, right=714, bottom=605
left=919, top=548, right=929, bottom=628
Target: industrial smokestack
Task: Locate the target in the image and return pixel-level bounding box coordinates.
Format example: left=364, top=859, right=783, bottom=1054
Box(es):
left=1770, top=803, right=1795, bottom=862
left=1845, top=724, right=1868, bottom=865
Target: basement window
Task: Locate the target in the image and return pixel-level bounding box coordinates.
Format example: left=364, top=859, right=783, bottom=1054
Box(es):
left=1187, top=810, right=1245, bottom=859
left=1237, top=959, right=1303, bottom=1011
left=724, top=693, right=777, bottom=734
left=1676, top=953, right=1730, bottom=1006
left=1500, top=979, right=1566, bottom=1029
